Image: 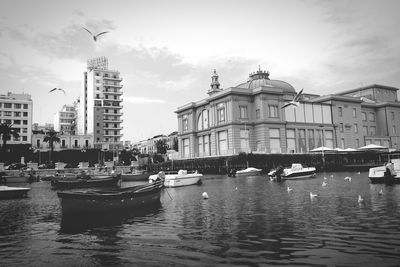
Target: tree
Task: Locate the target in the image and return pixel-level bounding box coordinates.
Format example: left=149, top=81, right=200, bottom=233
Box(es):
left=0, top=122, right=20, bottom=152
left=155, top=139, right=168, bottom=154
left=173, top=137, right=178, bottom=151
left=43, top=130, right=60, bottom=163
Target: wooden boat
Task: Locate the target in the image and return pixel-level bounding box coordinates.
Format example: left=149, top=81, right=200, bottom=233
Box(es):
left=235, top=167, right=262, bottom=176
left=269, top=163, right=316, bottom=180
left=0, top=172, right=40, bottom=183
left=121, top=170, right=151, bottom=181
left=149, top=170, right=202, bottom=187
left=51, top=174, right=122, bottom=189
left=0, top=185, right=30, bottom=199
left=57, top=180, right=164, bottom=215
left=368, top=159, right=400, bottom=184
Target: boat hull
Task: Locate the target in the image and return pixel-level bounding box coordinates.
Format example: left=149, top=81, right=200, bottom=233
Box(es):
left=235, top=171, right=261, bottom=176
left=282, top=170, right=317, bottom=180
left=57, top=183, right=163, bottom=215
left=0, top=186, right=30, bottom=199
left=164, top=175, right=202, bottom=187
left=121, top=172, right=150, bottom=181
left=51, top=176, right=121, bottom=190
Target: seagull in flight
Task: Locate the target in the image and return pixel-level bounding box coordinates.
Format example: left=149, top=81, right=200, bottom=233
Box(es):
left=49, top=88, right=66, bottom=94
left=82, top=27, right=109, bottom=42
left=281, top=88, right=303, bottom=109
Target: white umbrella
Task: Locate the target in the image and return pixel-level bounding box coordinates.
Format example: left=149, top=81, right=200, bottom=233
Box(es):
left=358, top=144, right=387, bottom=150
left=310, top=146, right=334, bottom=152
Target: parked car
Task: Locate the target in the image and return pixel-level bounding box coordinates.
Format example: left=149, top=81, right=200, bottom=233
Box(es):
left=5, top=163, right=27, bottom=170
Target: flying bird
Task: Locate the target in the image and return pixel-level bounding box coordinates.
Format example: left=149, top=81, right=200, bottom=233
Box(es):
left=358, top=195, right=364, bottom=203
left=281, top=88, right=303, bottom=109
left=287, top=186, right=293, bottom=193
left=322, top=181, right=327, bottom=187
left=49, top=88, right=65, bottom=94
left=310, top=192, right=318, bottom=199
left=82, top=27, right=109, bottom=42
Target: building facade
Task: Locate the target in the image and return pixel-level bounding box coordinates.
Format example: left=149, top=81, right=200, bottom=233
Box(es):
left=77, top=57, right=124, bottom=151
left=175, top=69, right=400, bottom=159
left=53, top=104, right=77, bottom=134
left=32, top=132, right=93, bottom=151
left=0, top=92, right=33, bottom=144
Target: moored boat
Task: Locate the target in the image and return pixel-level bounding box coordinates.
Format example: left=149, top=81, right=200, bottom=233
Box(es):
left=149, top=170, right=202, bottom=187
left=0, top=185, right=30, bottom=199
left=121, top=169, right=151, bottom=181
left=51, top=174, right=122, bottom=190
left=270, top=163, right=316, bottom=180
left=368, top=159, right=400, bottom=184
left=235, top=167, right=262, bottom=176
left=57, top=180, right=164, bottom=215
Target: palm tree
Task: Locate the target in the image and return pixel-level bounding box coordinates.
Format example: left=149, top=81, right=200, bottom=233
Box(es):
left=0, top=122, right=20, bottom=152
left=43, top=130, right=60, bottom=164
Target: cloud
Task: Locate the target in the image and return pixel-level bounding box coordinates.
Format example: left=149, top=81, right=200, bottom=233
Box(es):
left=124, top=96, right=165, bottom=104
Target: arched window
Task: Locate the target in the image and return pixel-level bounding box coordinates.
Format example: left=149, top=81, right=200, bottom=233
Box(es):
left=197, top=109, right=209, bottom=130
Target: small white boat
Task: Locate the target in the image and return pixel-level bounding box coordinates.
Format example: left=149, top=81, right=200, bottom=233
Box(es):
left=235, top=167, right=262, bottom=176
left=0, top=186, right=30, bottom=199
left=280, top=164, right=316, bottom=180
left=149, top=169, right=203, bottom=188
left=368, top=159, right=400, bottom=184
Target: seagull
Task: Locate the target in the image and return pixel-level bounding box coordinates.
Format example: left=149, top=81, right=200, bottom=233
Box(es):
left=357, top=171, right=361, bottom=175
left=49, top=88, right=66, bottom=94
left=358, top=195, right=364, bottom=203
left=378, top=188, right=383, bottom=195
left=330, top=174, right=334, bottom=178
left=344, top=176, right=352, bottom=182
left=82, top=27, right=109, bottom=42
left=202, top=192, right=209, bottom=199
left=310, top=192, right=318, bottom=199
left=287, top=186, right=293, bottom=193
left=322, top=181, right=327, bottom=187
left=281, top=88, right=303, bottom=109
left=323, top=176, right=327, bottom=180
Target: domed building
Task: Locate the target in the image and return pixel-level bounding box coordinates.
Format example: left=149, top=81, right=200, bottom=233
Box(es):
left=175, top=68, right=400, bottom=159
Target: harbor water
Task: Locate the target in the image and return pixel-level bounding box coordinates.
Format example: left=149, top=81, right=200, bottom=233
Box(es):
left=1, top=172, right=400, bottom=266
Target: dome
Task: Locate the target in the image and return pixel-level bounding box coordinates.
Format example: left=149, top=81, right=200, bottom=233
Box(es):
left=236, top=69, right=296, bottom=93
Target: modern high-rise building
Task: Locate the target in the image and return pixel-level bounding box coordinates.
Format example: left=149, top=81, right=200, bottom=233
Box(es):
left=77, top=57, right=124, bottom=151
left=0, top=92, right=33, bottom=144
left=53, top=104, right=77, bottom=134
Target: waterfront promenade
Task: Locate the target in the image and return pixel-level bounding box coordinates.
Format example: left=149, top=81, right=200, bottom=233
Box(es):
left=1, top=171, right=400, bottom=266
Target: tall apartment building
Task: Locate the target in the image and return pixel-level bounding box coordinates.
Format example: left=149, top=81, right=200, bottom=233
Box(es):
left=53, top=104, right=76, bottom=134
left=77, top=57, right=124, bottom=151
left=0, top=92, right=33, bottom=144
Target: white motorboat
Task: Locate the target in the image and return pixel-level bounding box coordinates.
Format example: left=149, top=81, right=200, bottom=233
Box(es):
left=0, top=186, right=30, bottom=199
left=149, top=169, right=203, bottom=187
left=270, top=163, right=316, bottom=180
left=368, top=159, right=400, bottom=184
left=235, top=167, right=262, bottom=176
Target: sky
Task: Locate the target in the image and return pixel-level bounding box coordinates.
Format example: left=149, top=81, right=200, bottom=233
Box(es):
left=1, top=0, right=399, bottom=142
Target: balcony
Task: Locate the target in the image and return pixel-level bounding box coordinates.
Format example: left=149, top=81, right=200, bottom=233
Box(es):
left=103, top=111, right=123, bottom=116
left=103, top=133, right=123, bottom=137
left=104, top=125, right=123, bottom=130
left=103, top=118, right=123, bottom=123
left=103, top=83, right=122, bottom=88
left=103, top=89, right=123, bottom=95
left=103, top=76, right=123, bottom=81
left=104, top=98, right=122, bottom=102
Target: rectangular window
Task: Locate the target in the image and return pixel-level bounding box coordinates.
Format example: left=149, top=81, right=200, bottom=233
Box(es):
left=352, top=108, right=357, bottom=118
left=13, top=120, right=21, bottom=125
left=369, top=112, right=375, bottom=121
left=362, top=112, right=367, bottom=121
left=391, top=112, right=395, bottom=120
left=392, top=125, right=396, bottom=134
left=182, top=115, right=188, bottom=131
left=269, top=105, right=278, bottom=118
left=23, top=120, right=27, bottom=125
left=354, top=123, right=358, bottom=133
left=217, top=104, right=225, bottom=123
left=240, top=129, right=249, bottom=151
left=341, top=138, right=345, bottom=148
left=4, top=103, right=12, bottom=108
left=218, top=131, right=228, bottom=154
left=298, top=129, right=307, bottom=153
left=23, top=112, right=28, bottom=117
left=325, top=130, right=334, bottom=148
left=340, top=123, right=344, bottom=132
left=4, top=111, right=12, bottom=116
left=363, top=126, right=368, bottom=136
left=239, top=106, right=248, bottom=119
left=370, top=126, right=376, bottom=136
left=62, top=140, right=66, bottom=147
left=198, top=136, right=203, bottom=156
left=338, top=107, right=343, bottom=117
left=269, top=129, right=281, bottom=153
left=287, top=129, right=296, bottom=153
left=22, top=128, right=27, bottom=133
left=355, top=139, right=359, bottom=148
left=204, top=135, right=210, bottom=156
left=23, top=104, right=28, bottom=109
left=14, top=103, right=21, bottom=109
left=316, top=129, right=323, bottom=148
left=183, top=138, right=189, bottom=157
left=256, top=109, right=260, bottom=119
left=308, top=129, right=315, bottom=151
left=22, top=136, right=27, bottom=141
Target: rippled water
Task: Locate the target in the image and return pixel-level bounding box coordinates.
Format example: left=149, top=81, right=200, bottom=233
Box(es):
left=1, top=172, right=400, bottom=266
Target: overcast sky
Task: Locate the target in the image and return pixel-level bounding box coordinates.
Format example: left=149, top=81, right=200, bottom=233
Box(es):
left=1, top=0, right=399, bottom=142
